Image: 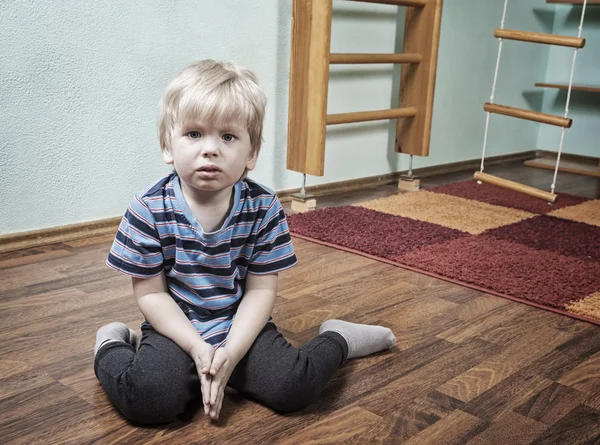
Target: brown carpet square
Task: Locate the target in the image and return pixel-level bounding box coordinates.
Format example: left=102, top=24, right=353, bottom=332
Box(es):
left=548, top=200, right=600, bottom=228
left=566, top=292, right=600, bottom=320
left=355, top=191, right=535, bottom=235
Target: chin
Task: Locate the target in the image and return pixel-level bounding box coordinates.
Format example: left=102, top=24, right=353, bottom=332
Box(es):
left=193, top=181, right=234, bottom=193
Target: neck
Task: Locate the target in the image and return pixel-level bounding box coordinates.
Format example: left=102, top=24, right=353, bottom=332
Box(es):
left=180, top=182, right=234, bottom=209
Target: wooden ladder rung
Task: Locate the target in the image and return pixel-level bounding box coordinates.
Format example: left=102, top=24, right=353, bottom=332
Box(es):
left=329, top=53, right=422, bottom=64
left=494, top=29, right=585, bottom=48
left=474, top=172, right=558, bottom=203
left=484, top=103, right=572, bottom=128
left=346, top=0, right=426, bottom=7
left=327, top=107, right=417, bottom=125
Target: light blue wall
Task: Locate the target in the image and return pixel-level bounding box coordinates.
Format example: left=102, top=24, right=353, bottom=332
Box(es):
left=0, top=0, right=550, bottom=235
left=537, top=5, right=600, bottom=157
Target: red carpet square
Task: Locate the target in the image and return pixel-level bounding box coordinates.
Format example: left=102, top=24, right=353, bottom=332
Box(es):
left=395, top=236, right=600, bottom=309
left=428, top=180, right=589, bottom=214
left=486, top=216, right=600, bottom=263
left=287, top=206, right=468, bottom=260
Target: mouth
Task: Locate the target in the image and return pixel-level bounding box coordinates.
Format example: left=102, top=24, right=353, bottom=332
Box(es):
left=197, top=165, right=222, bottom=173
left=196, top=164, right=222, bottom=179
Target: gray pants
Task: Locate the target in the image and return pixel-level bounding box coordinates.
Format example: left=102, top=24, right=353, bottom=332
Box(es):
left=94, top=322, right=348, bottom=424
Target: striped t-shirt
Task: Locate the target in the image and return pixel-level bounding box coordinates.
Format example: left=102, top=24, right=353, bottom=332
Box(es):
left=107, top=173, right=297, bottom=348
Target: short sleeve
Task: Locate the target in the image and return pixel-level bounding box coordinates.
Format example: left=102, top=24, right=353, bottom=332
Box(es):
left=248, top=196, right=297, bottom=275
left=107, top=195, right=164, bottom=278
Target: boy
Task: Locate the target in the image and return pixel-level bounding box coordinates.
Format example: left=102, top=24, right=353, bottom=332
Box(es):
left=94, top=59, right=396, bottom=424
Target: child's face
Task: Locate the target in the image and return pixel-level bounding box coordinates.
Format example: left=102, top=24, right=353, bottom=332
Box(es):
left=164, top=118, right=257, bottom=196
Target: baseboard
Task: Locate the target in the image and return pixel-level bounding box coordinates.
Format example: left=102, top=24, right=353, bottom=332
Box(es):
left=535, top=150, right=599, bottom=164
left=0, top=217, right=122, bottom=254
left=0, top=151, right=536, bottom=254
left=278, top=151, right=537, bottom=202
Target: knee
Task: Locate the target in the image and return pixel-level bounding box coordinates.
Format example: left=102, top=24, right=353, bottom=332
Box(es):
left=119, top=373, right=194, bottom=425
left=266, top=379, right=321, bottom=414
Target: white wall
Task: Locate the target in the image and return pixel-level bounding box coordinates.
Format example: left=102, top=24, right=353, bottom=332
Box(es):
left=0, top=0, right=548, bottom=236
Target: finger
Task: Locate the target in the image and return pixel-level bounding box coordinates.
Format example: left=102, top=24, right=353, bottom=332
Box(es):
left=210, top=388, right=224, bottom=420
left=210, top=378, right=220, bottom=406
left=215, top=389, right=225, bottom=420
left=210, top=352, right=227, bottom=377
left=200, top=372, right=212, bottom=407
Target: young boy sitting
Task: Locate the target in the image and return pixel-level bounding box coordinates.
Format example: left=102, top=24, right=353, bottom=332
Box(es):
left=94, top=59, right=396, bottom=424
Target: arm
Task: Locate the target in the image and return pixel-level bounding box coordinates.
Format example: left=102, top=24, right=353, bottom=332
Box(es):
left=223, top=272, right=278, bottom=363
left=132, top=273, right=215, bottom=409
left=132, top=272, right=205, bottom=354
left=205, top=272, right=279, bottom=420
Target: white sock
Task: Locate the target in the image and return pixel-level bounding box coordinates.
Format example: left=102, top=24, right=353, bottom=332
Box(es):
left=94, top=322, right=137, bottom=356
left=319, top=319, right=396, bottom=359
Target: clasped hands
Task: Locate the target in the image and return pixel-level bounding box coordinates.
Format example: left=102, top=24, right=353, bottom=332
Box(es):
left=189, top=341, right=238, bottom=421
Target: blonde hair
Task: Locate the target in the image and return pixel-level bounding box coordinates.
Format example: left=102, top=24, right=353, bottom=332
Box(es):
left=158, top=60, right=266, bottom=156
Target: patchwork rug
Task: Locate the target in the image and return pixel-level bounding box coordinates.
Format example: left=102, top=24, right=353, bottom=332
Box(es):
left=287, top=180, right=600, bottom=325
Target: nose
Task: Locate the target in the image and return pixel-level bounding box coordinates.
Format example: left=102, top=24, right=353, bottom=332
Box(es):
left=200, top=140, right=219, bottom=158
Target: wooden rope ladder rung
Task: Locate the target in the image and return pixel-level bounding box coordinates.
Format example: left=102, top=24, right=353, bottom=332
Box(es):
left=329, top=53, right=422, bottom=64
left=493, top=29, right=585, bottom=48
left=474, top=172, right=558, bottom=203
left=483, top=103, right=572, bottom=128
left=327, top=107, right=417, bottom=125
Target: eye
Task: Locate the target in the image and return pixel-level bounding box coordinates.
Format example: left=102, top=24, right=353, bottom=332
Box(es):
left=222, top=134, right=237, bottom=142
left=187, top=131, right=201, bottom=139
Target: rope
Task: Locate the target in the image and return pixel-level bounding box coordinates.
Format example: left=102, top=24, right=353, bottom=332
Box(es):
left=550, top=0, right=588, bottom=194
left=479, top=0, right=508, bottom=174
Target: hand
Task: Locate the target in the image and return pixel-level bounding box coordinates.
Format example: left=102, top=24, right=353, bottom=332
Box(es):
left=189, top=341, right=215, bottom=414
left=207, top=347, right=239, bottom=421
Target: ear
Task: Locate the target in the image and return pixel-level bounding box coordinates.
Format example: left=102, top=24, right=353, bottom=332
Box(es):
left=246, top=150, right=258, bottom=171
left=162, top=147, right=174, bottom=165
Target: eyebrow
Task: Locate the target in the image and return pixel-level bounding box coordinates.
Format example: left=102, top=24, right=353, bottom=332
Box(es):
left=181, top=122, right=245, bottom=133
left=220, top=124, right=245, bottom=133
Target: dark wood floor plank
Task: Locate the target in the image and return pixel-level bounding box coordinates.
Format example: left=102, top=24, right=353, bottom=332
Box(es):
left=435, top=303, right=528, bottom=344
left=527, top=327, right=600, bottom=381
left=401, top=409, right=486, bottom=445
left=317, top=336, right=459, bottom=412
left=529, top=404, right=600, bottom=445
left=464, top=411, right=548, bottom=445
left=0, top=261, right=70, bottom=293
left=0, top=247, right=72, bottom=269
left=0, top=361, right=56, bottom=401
left=557, top=351, right=600, bottom=396
left=276, top=304, right=356, bottom=334
left=359, top=338, right=500, bottom=417
left=514, top=381, right=588, bottom=425
left=462, top=370, right=553, bottom=422
left=386, top=391, right=466, bottom=444
left=438, top=324, right=574, bottom=403
left=276, top=405, right=385, bottom=444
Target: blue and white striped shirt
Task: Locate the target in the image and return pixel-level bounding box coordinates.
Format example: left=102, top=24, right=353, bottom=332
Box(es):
left=107, top=173, right=297, bottom=348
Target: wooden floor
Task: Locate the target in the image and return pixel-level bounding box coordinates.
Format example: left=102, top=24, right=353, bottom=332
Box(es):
left=1, top=162, right=599, bottom=444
